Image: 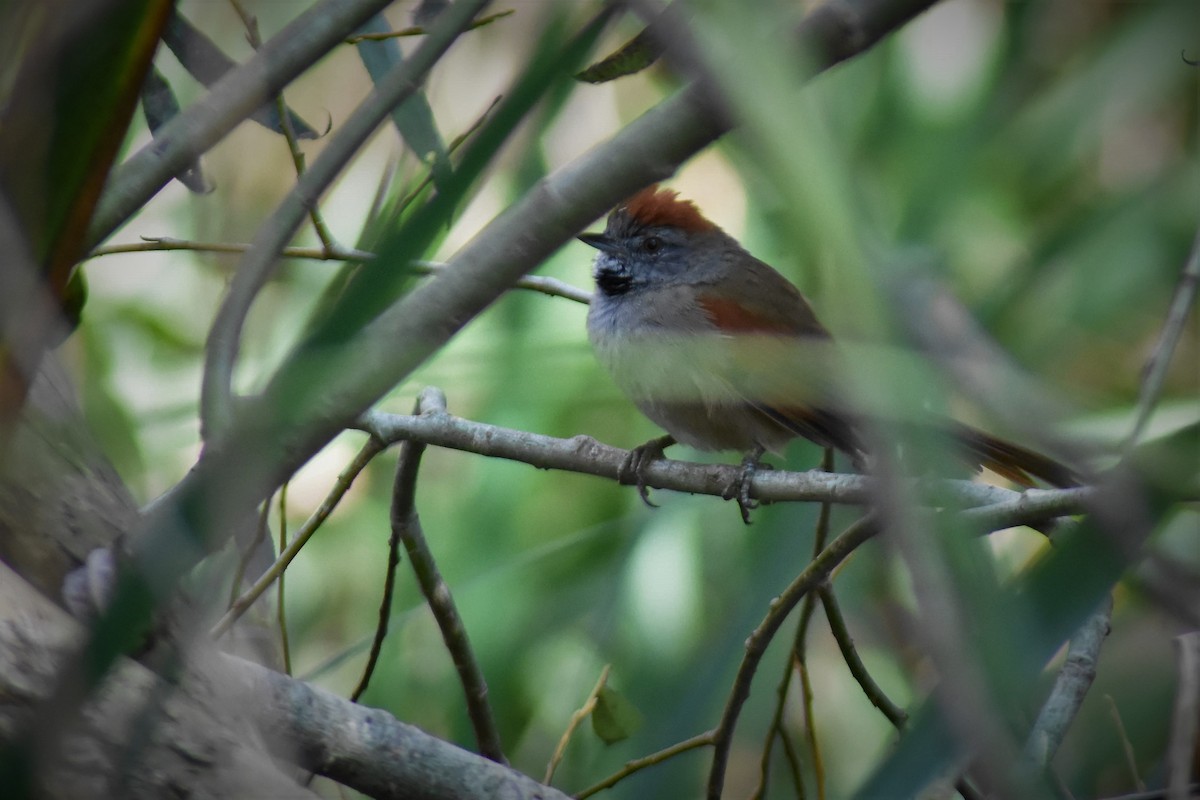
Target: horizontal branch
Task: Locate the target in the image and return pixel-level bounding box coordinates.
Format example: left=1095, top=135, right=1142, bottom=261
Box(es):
left=355, top=404, right=1094, bottom=521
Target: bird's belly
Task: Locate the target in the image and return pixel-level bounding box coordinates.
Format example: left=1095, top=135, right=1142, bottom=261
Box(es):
left=590, top=331, right=793, bottom=454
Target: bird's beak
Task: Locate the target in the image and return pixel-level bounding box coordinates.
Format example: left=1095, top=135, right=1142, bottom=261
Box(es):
left=577, top=232, right=618, bottom=253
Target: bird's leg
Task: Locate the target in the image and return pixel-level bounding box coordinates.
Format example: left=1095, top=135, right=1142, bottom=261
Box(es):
left=723, top=446, right=768, bottom=525
left=619, top=434, right=676, bottom=508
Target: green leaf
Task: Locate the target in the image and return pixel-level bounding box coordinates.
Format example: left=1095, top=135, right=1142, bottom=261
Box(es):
left=139, top=65, right=212, bottom=194
left=298, top=8, right=612, bottom=350
left=0, top=0, right=172, bottom=283
left=354, top=13, right=451, bottom=191
left=161, top=11, right=318, bottom=140
left=591, top=685, right=643, bottom=744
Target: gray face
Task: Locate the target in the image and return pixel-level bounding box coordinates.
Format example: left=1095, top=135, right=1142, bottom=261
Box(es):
left=579, top=211, right=699, bottom=297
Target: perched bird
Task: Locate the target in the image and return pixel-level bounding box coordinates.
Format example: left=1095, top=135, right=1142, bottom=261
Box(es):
left=580, top=185, right=1075, bottom=522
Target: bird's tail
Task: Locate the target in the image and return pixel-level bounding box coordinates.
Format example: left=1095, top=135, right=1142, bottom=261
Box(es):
left=951, top=423, right=1079, bottom=488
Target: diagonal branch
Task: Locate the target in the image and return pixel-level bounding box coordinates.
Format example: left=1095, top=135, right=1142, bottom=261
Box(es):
left=1126, top=226, right=1200, bottom=452
left=86, top=0, right=396, bottom=247
left=706, top=515, right=881, bottom=799
left=1023, top=596, right=1113, bottom=767
left=200, top=0, right=491, bottom=437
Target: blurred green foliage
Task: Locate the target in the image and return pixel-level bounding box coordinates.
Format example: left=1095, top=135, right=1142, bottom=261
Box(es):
left=70, top=1, right=1198, bottom=798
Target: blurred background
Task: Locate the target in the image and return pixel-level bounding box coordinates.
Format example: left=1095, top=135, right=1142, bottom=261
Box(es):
left=72, top=0, right=1197, bottom=796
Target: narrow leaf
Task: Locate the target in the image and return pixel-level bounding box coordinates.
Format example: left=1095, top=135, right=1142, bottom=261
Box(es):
left=354, top=13, right=451, bottom=190
left=161, top=11, right=318, bottom=140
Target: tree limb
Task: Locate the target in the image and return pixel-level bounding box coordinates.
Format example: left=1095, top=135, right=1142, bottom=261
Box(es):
left=0, top=560, right=572, bottom=800
left=86, top=0, right=398, bottom=247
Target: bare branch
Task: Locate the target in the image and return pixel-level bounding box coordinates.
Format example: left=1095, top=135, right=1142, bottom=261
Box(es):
left=1167, top=632, right=1200, bottom=800
left=752, top=448, right=835, bottom=800
left=356, top=406, right=1090, bottom=514
left=818, top=581, right=908, bottom=728
left=707, top=515, right=880, bottom=799
left=229, top=0, right=339, bottom=251
left=1126, top=227, right=1200, bottom=451
left=1023, top=597, right=1113, bottom=767
left=350, top=468, right=406, bottom=702
left=389, top=386, right=506, bottom=763
left=574, top=730, right=715, bottom=799
left=0, top=562, right=321, bottom=800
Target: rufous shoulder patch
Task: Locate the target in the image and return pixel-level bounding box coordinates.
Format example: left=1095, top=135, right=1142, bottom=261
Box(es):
left=621, top=185, right=719, bottom=232
left=696, top=294, right=799, bottom=334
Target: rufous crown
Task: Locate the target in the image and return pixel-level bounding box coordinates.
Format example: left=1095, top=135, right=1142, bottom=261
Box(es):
left=619, top=185, right=719, bottom=233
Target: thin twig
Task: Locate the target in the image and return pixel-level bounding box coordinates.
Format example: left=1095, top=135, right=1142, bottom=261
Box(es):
left=797, top=657, right=825, bottom=800
left=1166, top=632, right=1200, bottom=800
left=229, top=493, right=273, bottom=606
left=344, top=9, right=515, bottom=43
left=1023, top=597, right=1113, bottom=766
left=90, top=237, right=368, bottom=260
left=229, top=0, right=339, bottom=251
left=277, top=481, right=293, bottom=675
left=86, top=238, right=593, bottom=303
left=349, top=455, right=408, bottom=702
left=1126, top=226, right=1200, bottom=452
left=754, top=653, right=798, bottom=800
left=753, top=450, right=836, bottom=800
left=544, top=664, right=610, bottom=784
left=779, top=727, right=807, bottom=800
left=1105, top=694, right=1145, bottom=792
left=706, top=515, right=880, bottom=800
left=212, top=435, right=386, bottom=639
left=574, top=730, right=716, bottom=799
left=394, top=386, right=506, bottom=764
left=800, top=451, right=836, bottom=800
left=817, top=581, right=907, bottom=728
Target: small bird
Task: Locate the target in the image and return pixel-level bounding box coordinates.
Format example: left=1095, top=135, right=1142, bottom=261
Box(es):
left=580, top=185, right=1075, bottom=522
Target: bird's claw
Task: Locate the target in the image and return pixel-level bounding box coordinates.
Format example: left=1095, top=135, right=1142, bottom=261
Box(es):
left=722, top=449, right=770, bottom=525
left=619, top=435, right=675, bottom=508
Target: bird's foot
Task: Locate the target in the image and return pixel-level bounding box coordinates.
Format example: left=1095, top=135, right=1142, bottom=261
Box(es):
left=722, top=448, right=769, bottom=525
left=619, top=435, right=676, bottom=508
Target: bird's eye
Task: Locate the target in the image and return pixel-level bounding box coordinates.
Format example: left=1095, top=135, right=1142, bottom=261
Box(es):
left=642, top=236, right=663, bottom=254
